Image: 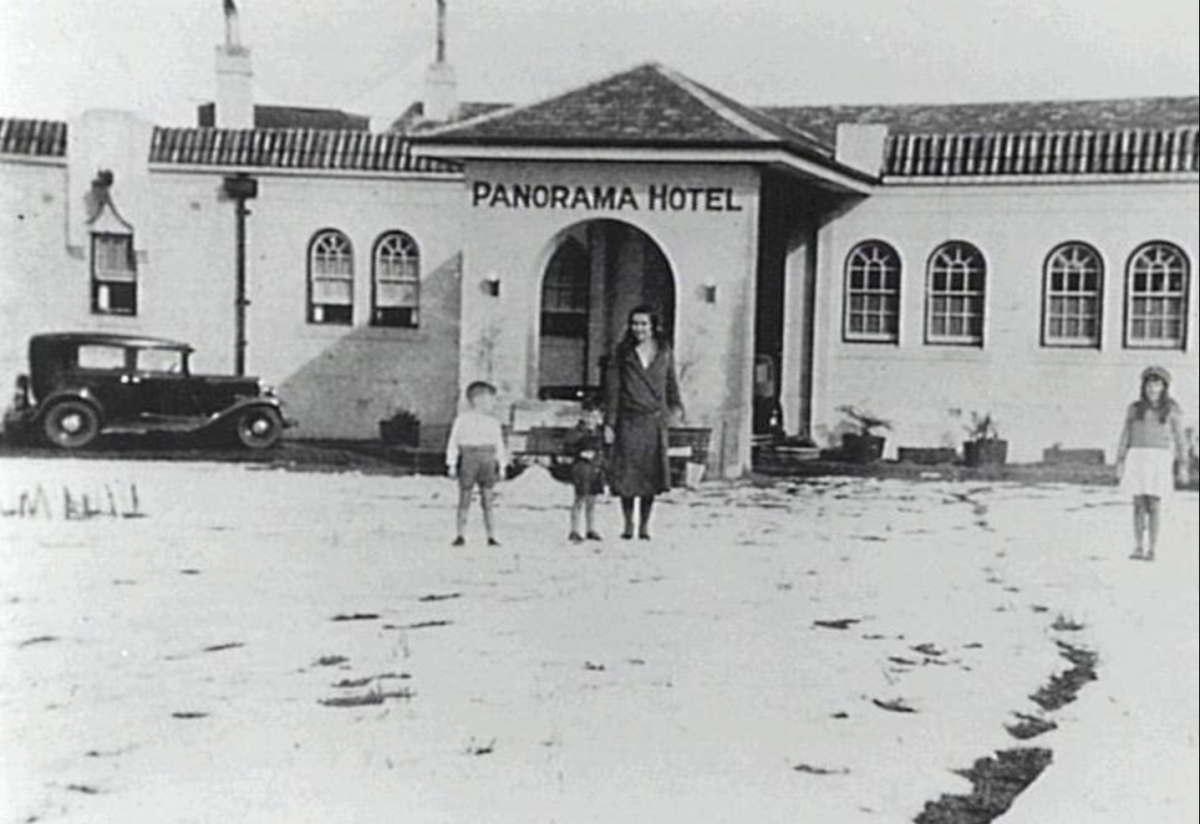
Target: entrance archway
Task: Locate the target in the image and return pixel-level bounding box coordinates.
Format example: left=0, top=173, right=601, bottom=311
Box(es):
left=537, top=219, right=675, bottom=399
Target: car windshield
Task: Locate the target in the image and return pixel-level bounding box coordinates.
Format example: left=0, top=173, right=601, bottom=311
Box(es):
left=137, top=347, right=187, bottom=374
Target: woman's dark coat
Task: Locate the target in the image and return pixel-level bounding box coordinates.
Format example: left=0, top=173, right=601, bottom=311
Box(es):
left=603, top=340, right=683, bottom=497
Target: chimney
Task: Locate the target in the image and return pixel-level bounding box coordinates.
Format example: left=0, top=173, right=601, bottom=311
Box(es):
left=214, top=0, right=254, bottom=128
left=423, top=0, right=458, bottom=123
left=835, top=123, right=888, bottom=177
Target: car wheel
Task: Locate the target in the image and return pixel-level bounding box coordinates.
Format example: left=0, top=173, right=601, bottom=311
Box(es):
left=42, top=400, right=101, bottom=449
left=234, top=406, right=283, bottom=449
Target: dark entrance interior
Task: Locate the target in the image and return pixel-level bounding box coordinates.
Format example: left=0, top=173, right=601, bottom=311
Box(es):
left=538, top=219, right=674, bottom=400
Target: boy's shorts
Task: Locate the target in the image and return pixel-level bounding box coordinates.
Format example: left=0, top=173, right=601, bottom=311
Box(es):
left=570, top=459, right=605, bottom=496
left=458, top=445, right=499, bottom=491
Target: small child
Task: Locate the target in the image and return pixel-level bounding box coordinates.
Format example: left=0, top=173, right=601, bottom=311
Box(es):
left=445, top=381, right=507, bottom=547
left=564, top=399, right=606, bottom=543
left=1116, top=365, right=1189, bottom=561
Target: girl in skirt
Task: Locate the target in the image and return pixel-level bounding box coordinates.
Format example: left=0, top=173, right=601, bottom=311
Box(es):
left=1116, top=366, right=1189, bottom=561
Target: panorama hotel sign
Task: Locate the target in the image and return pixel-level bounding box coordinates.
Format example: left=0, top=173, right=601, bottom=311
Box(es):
left=471, top=181, right=744, bottom=213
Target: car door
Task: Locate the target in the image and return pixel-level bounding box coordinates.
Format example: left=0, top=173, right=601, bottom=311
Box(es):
left=131, top=347, right=200, bottom=424
left=71, top=343, right=140, bottom=424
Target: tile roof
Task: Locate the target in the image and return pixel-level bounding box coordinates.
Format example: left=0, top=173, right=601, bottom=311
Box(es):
left=253, top=105, right=370, bottom=131
left=389, top=101, right=511, bottom=135
left=6, top=81, right=1198, bottom=181
left=0, top=118, right=68, bottom=158
left=763, top=97, right=1200, bottom=146
left=417, top=63, right=833, bottom=161
left=885, top=127, right=1199, bottom=177
left=197, top=103, right=372, bottom=131
left=149, top=126, right=459, bottom=173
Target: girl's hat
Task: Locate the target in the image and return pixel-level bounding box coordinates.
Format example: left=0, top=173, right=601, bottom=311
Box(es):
left=1141, top=365, right=1171, bottom=385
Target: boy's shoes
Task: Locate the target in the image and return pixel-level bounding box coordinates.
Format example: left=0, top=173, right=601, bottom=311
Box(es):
left=451, top=536, right=465, bottom=547
left=569, top=532, right=584, bottom=543
left=487, top=537, right=501, bottom=547
left=621, top=529, right=634, bottom=540
left=638, top=529, right=651, bottom=541
left=585, top=531, right=603, bottom=541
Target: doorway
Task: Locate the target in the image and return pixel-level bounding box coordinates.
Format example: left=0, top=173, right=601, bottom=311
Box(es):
left=537, top=219, right=675, bottom=399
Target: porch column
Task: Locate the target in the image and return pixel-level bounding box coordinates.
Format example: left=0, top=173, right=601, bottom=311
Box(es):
left=586, top=223, right=610, bottom=386
left=780, top=218, right=817, bottom=435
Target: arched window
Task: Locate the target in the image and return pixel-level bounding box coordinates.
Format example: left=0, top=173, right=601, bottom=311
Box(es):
left=1126, top=242, right=1190, bottom=350
left=372, top=231, right=420, bottom=328
left=926, top=241, right=986, bottom=346
left=1043, top=242, right=1104, bottom=347
left=844, top=241, right=901, bottom=342
left=540, top=238, right=590, bottom=337
left=308, top=230, right=353, bottom=324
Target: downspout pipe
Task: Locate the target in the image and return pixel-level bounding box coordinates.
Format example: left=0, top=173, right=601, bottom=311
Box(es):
left=222, top=174, right=258, bottom=376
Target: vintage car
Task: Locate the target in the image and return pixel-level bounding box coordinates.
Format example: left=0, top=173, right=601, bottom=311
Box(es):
left=3, top=332, right=293, bottom=450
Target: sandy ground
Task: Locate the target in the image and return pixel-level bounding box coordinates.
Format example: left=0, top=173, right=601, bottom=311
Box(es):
left=1, top=458, right=1196, bottom=824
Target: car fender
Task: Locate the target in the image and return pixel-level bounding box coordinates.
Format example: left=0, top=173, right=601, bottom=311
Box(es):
left=202, top=397, right=295, bottom=430
left=33, top=388, right=106, bottom=422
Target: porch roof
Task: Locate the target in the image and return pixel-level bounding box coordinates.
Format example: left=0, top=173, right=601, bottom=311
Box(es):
left=413, top=63, right=876, bottom=192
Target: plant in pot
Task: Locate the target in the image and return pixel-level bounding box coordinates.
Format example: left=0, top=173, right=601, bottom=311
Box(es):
left=379, top=408, right=421, bottom=448
left=962, top=412, right=1007, bottom=467
left=837, top=405, right=891, bottom=464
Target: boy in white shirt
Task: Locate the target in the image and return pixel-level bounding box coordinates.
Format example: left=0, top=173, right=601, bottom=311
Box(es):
left=445, top=381, right=507, bottom=546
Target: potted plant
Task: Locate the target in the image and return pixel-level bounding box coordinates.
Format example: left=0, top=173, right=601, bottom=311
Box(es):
left=837, top=405, right=891, bottom=464
left=962, top=412, right=1007, bottom=467
left=379, top=408, right=421, bottom=448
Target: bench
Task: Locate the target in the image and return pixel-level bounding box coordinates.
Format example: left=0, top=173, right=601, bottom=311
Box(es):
left=515, top=425, right=712, bottom=486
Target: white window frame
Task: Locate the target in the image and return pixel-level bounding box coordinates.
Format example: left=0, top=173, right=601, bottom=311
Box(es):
left=308, top=229, right=354, bottom=325
left=1043, top=242, right=1104, bottom=348
left=1125, top=241, right=1190, bottom=350
left=926, top=241, right=986, bottom=346
left=371, top=231, right=420, bottom=328
left=844, top=240, right=902, bottom=343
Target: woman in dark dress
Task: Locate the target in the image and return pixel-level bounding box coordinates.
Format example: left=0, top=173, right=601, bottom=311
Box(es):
left=603, top=305, right=684, bottom=540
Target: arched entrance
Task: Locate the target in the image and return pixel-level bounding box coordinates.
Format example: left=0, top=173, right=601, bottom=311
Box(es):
left=537, top=219, right=675, bottom=399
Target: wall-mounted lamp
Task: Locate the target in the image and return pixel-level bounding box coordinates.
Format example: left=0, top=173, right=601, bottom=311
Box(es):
left=482, top=271, right=501, bottom=297
left=701, top=281, right=717, bottom=304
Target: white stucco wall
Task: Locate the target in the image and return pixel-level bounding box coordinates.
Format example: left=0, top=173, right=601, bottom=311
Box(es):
left=811, top=179, right=1200, bottom=462
left=456, top=160, right=762, bottom=476
left=1, top=118, right=467, bottom=441
left=0, top=159, right=74, bottom=387
left=216, top=170, right=465, bottom=438
left=7, top=117, right=1196, bottom=467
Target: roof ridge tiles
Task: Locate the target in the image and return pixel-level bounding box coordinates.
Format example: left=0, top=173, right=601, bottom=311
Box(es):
left=654, top=65, right=833, bottom=155
left=651, top=64, right=780, bottom=143
left=417, top=61, right=667, bottom=139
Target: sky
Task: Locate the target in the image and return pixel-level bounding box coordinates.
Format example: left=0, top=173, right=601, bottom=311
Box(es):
left=1, top=0, right=1197, bottom=129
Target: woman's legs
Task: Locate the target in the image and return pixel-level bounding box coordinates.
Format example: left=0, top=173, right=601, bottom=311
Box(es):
left=638, top=494, right=655, bottom=539
left=620, top=494, right=658, bottom=539
left=621, top=497, right=636, bottom=538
